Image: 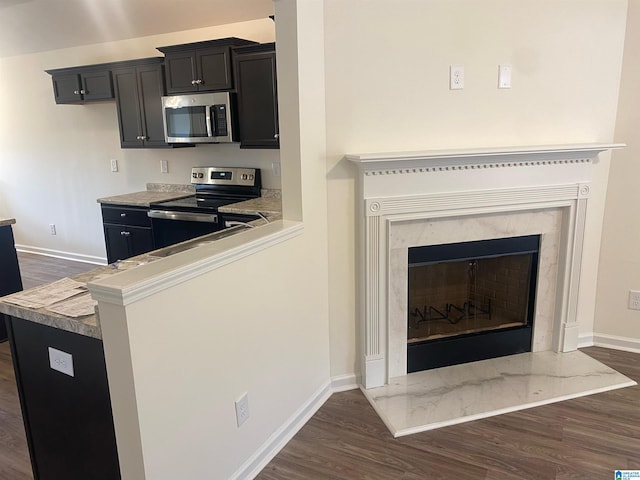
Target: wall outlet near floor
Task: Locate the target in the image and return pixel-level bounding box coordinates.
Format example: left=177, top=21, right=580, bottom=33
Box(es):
left=110, top=159, right=118, bottom=173
left=160, top=159, right=168, bottom=173
left=49, top=223, right=56, bottom=235
left=235, top=392, right=250, bottom=427
left=629, top=290, right=640, bottom=310
left=272, top=162, right=281, bottom=177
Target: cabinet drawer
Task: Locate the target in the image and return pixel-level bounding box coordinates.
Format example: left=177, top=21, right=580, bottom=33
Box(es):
left=101, top=205, right=151, bottom=227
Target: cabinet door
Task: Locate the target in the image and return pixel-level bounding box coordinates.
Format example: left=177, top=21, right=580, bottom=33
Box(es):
left=234, top=50, right=279, bottom=148
left=197, top=46, right=233, bottom=91
left=51, top=73, right=82, bottom=104
left=7, top=318, right=120, bottom=480
left=112, top=68, right=144, bottom=147
left=127, top=226, right=154, bottom=258
left=103, top=223, right=133, bottom=263
left=164, top=52, right=198, bottom=94
left=137, top=64, right=168, bottom=147
left=81, top=70, right=114, bottom=101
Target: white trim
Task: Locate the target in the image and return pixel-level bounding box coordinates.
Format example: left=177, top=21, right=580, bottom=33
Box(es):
left=331, top=373, right=360, bottom=392
left=578, top=333, right=595, bottom=348
left=15, top=244, right=106, bottom=265
left=89, top=221, right=303, bottom=306
left=590, top=333, right=640, bottom=354
left=231, top=380, right=333, bottom=480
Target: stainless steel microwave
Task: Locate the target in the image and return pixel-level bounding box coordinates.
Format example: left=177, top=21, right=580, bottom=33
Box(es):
left=161, top=92, right=238, bottom=144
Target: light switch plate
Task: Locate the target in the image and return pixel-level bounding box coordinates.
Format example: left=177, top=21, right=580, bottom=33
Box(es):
left=48, top=347, right=74, bottom=377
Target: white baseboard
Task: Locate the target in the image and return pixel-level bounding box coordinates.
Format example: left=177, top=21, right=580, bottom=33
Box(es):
left=16, top=244, right=106, bottom=265
left=585, top=333, right=640, bottom=354
left=331, top=373, right=360, bottom=392
left=232, top=380, right=333, bottom=480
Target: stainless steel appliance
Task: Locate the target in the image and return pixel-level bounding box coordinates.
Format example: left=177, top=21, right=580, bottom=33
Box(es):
left=161, top=92, right=238, bottom=144
left=148, top=167, right=261, bottom=248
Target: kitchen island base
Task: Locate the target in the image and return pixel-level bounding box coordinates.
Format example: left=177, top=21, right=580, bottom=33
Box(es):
left=6, top=316, right=120, bottom=480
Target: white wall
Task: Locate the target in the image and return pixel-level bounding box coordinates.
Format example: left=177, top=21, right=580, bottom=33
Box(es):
left=323, top=0, right=628, bottom=377
left=595, top=2, right=640, bottom=348
left=0, top=18, right=278, bottom=263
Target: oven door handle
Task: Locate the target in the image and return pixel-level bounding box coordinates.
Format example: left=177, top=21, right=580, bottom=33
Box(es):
left=147, top=210, right=218, bottom=223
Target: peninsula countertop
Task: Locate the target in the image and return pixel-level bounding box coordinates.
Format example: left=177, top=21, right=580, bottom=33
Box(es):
left=0, top=217, right=16, bottom=227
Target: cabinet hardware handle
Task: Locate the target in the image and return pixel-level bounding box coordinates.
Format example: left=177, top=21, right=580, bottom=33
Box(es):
left=80, top=89, right=86, bottom=94
left=73, top=90, right=79, bottom=95
left=120, top=231, right=130, bottom=236
left=120, top=213, right=126, bottom=217
left=195, top=79, right=203, bottom=84
left=191, top=80, right=197, bottom=85
left=274, top=133, right=279, bottom=139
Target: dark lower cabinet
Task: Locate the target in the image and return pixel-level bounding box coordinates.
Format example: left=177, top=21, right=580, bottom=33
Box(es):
left=6, top=317, right=120, bottom=480
left=0, top=224, right=23, bottom=341
left=101, top=205, right=155, bottom=263
left=233, top=43, right=279, bottom=149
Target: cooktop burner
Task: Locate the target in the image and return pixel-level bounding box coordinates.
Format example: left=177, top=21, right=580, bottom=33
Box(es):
left=151, top=195, right=250, bottom=211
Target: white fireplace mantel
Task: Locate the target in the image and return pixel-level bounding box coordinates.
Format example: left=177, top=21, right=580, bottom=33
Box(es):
left=347, top=143, right=623, bottom=389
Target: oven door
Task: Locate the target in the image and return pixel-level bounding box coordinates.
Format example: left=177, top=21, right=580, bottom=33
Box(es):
left=148, top=210, right=222, bottom=248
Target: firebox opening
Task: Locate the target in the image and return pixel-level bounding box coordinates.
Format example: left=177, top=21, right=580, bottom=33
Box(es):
left=407, top=235, right=540, bottom=372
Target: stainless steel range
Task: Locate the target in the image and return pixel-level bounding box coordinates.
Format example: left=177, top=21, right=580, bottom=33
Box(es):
left=148, top=167, right=262, bottom=248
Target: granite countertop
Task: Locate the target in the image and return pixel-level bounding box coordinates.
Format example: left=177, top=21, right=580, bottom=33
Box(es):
left=218, top=196, right=282, bottom=217
left=96, top=183, right=194, bottom=207
left=0, top=217, right=16, bottom=227
left=0, top=259, right=158, bottom=339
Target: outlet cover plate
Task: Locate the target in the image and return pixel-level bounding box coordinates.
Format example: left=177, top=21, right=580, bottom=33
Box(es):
left=235, top=392, right=249, bottom=427
left=48, top=347, right=74, bottom=377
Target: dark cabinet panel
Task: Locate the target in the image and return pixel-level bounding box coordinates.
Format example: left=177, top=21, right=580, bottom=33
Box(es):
left=112, top=58, right=169, bottom=148
left=163, top=52, right=198, bottom=93
left=233, top=43, right=279, bottom=149
left=158, top=38, right=256, bottom=94
left=0, top=224, right=22, bottom=342
left=6, top=317, right=120, bottom=480
left=47, top=67, right=113, bottom=104
left=101, top=205, right=154, bottom=263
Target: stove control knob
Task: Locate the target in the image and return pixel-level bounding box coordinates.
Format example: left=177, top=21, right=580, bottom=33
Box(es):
left=249, top=174, right=254, bottom=180
left=198, top=173, right=204, bottom=179
left=192, top=173, right=197, bottom=178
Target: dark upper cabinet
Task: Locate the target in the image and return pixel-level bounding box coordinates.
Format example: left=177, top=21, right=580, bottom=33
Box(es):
left=233, top=43, right=279, bottom=149
left=101, top=204, right=155, bottom=263
left=46, top=66, right=114, bottom=104
left=157, top=38, right=256, bottom=94
left=111, top=58, right=168, bottom=148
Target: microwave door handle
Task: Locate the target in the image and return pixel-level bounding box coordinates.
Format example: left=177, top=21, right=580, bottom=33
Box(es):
left=206, top=106, right=214, bottom=137
left=207, top=106, right=214, bottom=137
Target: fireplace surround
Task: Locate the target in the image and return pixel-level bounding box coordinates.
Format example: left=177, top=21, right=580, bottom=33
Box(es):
left=347, top=144, right=622, bottom=389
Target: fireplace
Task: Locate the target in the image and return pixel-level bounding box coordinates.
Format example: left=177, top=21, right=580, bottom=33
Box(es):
left=347, top=143, right=622, bottom=389
left=407, top=235, right=539, bottom=372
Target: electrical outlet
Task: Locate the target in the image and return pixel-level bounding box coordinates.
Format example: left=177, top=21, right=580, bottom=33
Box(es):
left=272, top=162, right=281, bottom=177
left=235, top=392, right=250, bottom=427
left=110, top=159, right=118, bottom=172
left=160, top=160, right=168, bottom=173
left=629, top=290, right=640, bottom=310
left=450, top=64, right=464, bottom=90
left=48, top=347, right=74, bottom=377
left=49, top=223, right=56, bottom=235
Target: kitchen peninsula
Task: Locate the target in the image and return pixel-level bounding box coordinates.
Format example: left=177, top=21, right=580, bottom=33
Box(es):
left=0, top=217, right=22, bottom=341
left=0, top=195, right=284, bottom=480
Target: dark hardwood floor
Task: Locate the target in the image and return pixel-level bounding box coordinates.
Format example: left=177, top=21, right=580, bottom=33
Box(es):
left=2, top=255, right=639, bottom=479
left=17, top=252, right=96, bottom=290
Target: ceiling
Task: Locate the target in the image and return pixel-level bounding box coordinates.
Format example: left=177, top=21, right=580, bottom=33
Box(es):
left=0, top=0, right=274, bottom=58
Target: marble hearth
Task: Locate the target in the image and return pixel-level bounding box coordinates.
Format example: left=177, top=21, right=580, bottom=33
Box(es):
left=347, top=144, right=623, bottom=389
